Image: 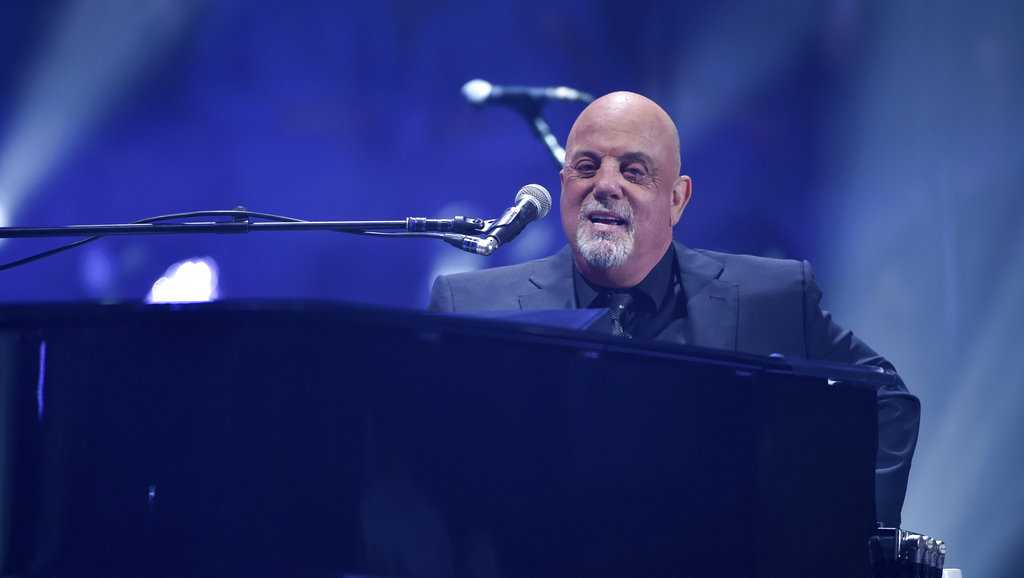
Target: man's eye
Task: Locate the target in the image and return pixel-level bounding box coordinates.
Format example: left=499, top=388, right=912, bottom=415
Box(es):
left=575, top=163, right=596, bottom=173
left=624, top=166, right=647, bottom=180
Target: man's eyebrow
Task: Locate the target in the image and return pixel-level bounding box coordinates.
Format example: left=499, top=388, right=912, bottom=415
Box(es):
left=568, top=150, right=601, bottom=162
left=568, top=150, right=654, bottom=166
left=619, top=152, right=654, bottom=167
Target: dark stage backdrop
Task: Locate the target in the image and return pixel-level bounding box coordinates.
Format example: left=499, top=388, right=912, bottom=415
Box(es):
left=1, top=1, right=1022, bottom=575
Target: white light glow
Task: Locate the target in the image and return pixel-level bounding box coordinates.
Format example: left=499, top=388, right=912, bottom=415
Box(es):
left=146, top=257, right=220, bottom=304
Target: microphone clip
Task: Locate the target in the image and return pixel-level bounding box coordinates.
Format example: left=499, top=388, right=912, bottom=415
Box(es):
left=405, top=216, right=487, bottom=233
left=440, top=234, right=498, bottom=256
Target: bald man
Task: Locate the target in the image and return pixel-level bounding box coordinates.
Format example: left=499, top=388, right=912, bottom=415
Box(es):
left=428, top=92, right=918, bottom=526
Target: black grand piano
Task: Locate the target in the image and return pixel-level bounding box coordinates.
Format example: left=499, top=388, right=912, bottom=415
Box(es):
left=0, top=301, right=886, bottom=578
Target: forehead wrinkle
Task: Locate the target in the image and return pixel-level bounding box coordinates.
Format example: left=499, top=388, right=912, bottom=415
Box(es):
left=568, top=147, right=652, bottom=162
left=567, top=127, right=659, bottom=160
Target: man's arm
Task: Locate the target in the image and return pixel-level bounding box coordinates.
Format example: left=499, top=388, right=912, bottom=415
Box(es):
left=801, top=260, right=921, bottom=527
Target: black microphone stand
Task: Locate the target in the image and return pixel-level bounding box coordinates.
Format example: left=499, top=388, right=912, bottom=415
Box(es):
left=461, top=79, right=594, bottom=171
left=0, top=218, right=484, bottom=239
left=527, top=114, right=567, bottom=171
left=505, top=100, right=569, bottom=173
left=0, top=209, right=493, bottom=271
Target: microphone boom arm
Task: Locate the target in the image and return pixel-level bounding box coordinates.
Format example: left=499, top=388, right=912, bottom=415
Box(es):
left=528, top=115, right=566, bottom=170
left=0, top=209, right=490, bottom=272
left=0, top=215, right=488, bottom=239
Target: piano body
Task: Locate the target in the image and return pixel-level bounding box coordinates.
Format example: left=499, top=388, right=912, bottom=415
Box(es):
left=0, top=301, right=883, bottom=578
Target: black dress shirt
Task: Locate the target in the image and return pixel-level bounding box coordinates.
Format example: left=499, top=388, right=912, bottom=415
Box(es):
left=573, top=244, right=686, bottom=340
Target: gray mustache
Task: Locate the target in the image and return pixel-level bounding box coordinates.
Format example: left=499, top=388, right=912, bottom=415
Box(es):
left=578, top=199, right=633, bottom=222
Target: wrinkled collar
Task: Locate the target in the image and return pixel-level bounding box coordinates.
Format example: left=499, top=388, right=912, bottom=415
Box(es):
left=573, top=244, right=676, bottom=311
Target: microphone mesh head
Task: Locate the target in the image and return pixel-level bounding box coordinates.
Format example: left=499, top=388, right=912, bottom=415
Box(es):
left=462, top=79, right=492, bottom=105
left=516, top=184, right=552, bottom=218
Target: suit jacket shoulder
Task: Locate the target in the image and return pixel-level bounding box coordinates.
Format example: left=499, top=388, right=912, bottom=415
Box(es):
left=668, top=246, right=805, bottom=356
left=693, top=248, right=803, bottom=287
left=428, top=248, right=574, bottom=313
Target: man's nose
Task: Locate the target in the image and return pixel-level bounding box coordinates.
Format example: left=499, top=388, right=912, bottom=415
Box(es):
left=592, top=163, right=623, bottom=202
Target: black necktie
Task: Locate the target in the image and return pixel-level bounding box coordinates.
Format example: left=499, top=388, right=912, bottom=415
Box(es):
left=605, top=291, right=635, bottom=339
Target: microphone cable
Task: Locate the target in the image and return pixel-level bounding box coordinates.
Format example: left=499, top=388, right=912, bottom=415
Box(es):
left=0, top=208, right=488, bottom=272
left=1, top=209, right=294, bottom=272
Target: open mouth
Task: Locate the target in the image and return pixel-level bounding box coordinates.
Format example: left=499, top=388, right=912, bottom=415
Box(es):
left=587, top=212, right=628, bottom=227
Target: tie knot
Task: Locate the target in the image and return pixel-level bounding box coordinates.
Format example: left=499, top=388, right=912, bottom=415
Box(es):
left=604, top=290, right=634, bottom=311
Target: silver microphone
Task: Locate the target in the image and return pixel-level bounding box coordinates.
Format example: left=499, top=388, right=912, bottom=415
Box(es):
left=462, top=79, right=593, bottom=110
left=446, top=184, right=552, bottom=256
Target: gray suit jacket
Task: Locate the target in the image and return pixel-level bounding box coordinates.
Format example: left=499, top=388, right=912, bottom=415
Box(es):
left=429, top=241, right=919, bottom=526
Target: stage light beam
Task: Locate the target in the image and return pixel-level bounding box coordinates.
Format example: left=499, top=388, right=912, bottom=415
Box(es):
left=0, top=0, right=201, bottom=246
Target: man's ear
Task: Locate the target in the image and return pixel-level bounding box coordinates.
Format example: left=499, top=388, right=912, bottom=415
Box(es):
left=670, top=175, right=692, bottom=225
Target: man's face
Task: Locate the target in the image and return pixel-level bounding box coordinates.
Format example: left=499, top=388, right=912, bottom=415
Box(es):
left=560, top=96, right=687, bottom=285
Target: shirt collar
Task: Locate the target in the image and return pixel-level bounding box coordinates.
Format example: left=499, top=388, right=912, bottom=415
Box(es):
left=573, top=244, right=677, bottom=311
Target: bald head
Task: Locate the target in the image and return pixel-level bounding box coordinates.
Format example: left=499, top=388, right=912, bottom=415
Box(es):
left=567, top=91, right=681, bottom=178
left=559, top=91, right=692, bottom=288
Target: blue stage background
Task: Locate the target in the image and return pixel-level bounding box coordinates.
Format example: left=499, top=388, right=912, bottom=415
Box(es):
left=2, top=1, right=1022, bottom=575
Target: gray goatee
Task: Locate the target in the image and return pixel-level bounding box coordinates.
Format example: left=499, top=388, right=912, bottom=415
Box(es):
left=576, top=199, right=635, bottom=269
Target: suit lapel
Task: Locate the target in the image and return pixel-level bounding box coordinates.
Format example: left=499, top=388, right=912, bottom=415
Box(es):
left=517, top=247, right=576, bottom=310
left=515, top=243, right=739, bottom=352
left=675, top=242, right=738, bottom=351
